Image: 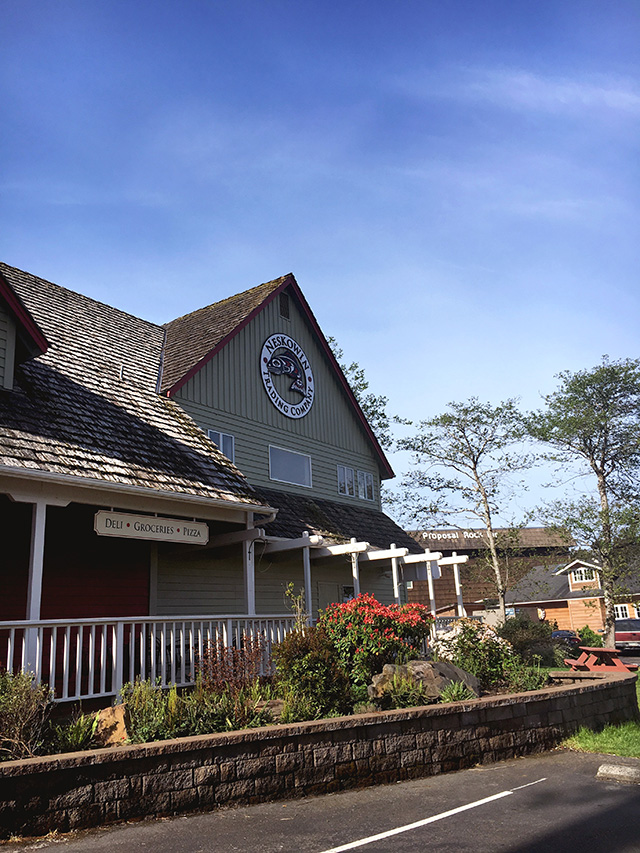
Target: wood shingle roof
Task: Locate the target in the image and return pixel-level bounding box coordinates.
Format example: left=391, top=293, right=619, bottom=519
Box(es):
left=254, top=486, right=423, bottom=553
left=161, top=275, right=290, bottom=396
left=0, top=263, right=268, bottom=510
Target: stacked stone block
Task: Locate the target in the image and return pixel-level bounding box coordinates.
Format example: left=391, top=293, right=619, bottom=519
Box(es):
left=1, top=673, right=637, bottom=839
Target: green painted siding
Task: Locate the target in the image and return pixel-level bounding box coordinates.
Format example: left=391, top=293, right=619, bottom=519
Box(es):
left=255, top=557, right=305, bottom=615
left=156, top=549, right=396, bottom=618
left=175, top=292, right=384, bottom=508
left=0, top=307, right=16, bottom=390
left=255, top=558, right=395, bottom=616
left=156, top=550, right=246, bottom=615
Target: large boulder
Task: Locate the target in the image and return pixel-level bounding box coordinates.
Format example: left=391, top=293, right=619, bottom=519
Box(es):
left=367, top=659, right=480, bottom=702
left=94, top=704, right=128, bottom=747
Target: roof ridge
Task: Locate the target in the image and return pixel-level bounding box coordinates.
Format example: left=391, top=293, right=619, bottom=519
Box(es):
left=163, top=274, right=291, bottom=328
left=0, top=261, right=163, bottom=334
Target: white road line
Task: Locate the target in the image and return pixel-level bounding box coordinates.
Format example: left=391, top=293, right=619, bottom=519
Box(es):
left=316, top=778, right=548, bottom=853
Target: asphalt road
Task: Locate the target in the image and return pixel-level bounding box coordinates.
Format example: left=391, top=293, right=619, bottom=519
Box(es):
left=10, top=750, right=640, bottom=853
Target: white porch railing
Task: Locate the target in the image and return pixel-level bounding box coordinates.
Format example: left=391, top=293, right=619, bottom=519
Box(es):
left=0, top=615, right=296, bottom=703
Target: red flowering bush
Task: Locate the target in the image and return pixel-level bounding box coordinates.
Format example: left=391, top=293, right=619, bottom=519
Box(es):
left=317, top=594, right=434, bottom=688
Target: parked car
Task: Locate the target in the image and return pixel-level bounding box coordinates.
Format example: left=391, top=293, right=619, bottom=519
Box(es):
left=551, top=630, right=581, bottom=646
left=614, top=618, right=640, bottom=652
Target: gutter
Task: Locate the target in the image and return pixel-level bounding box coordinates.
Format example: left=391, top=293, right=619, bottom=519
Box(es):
left=0, top=465, right=278, bottom=521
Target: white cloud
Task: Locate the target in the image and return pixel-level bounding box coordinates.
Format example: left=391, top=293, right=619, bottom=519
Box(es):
left=466, top=69, right=640, bottom=115
left=396, top=66, right=640, bottom=118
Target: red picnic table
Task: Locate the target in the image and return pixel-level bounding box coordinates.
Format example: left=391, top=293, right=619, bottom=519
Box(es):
left=565, top=646, right=639, bottom=673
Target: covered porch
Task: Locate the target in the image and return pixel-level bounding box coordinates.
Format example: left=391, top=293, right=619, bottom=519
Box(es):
left=1, top=483, right=464, bottom=702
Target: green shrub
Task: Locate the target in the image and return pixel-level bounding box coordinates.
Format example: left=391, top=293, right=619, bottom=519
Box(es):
left=578, top=625, right=603, bottom=647
left=497, top=615, right=556, bottom=664
left=186, top=679, right=272, bottom=733
left=0, top=670, right=52, bottom=761
left=278, top=689, right=327, bottom=723
left=120, top=679, right=172, bottom=743
left=433, top=619, right=516, bottom=688
left=121, top=677, right=273, bottom=743
left=552, top=644, right=571, bottom=666
left=317, top=594, right=433, bottom=688
left=49, top=709, right=99, bottom=754
left=503, top=658, right=549, bottom=692
left=439, top=681, right=477, bottom=703
left=375, top=673, right=433, bottom=711
left=273, top=627, right=352, bottom=718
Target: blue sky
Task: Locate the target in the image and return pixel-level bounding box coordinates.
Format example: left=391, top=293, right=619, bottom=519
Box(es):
left=2, top=0, right=639, bottom=516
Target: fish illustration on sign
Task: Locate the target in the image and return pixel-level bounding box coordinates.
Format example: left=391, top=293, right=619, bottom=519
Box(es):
left=266, top=349, right=306, bottom=395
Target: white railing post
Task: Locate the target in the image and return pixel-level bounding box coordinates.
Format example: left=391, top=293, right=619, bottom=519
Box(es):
left=302, top=533, right=313, bottom=625
left=113, top=621, right=124, bottom=697
left=0, top=614, right=296, bottom=702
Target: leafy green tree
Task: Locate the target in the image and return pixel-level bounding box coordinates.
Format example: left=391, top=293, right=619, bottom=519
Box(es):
left=395, top=398, right=535, bottom=620
left=327, top=336, right=395, bottom=450
left=527, top=356, right=640, bottom=646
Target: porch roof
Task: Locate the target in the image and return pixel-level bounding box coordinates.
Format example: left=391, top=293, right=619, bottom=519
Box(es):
left=0, top=263, right=271, bottom=512
left=253, top=486, right=423, bottom=553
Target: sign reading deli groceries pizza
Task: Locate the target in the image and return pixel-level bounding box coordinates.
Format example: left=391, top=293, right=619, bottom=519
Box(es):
left=94, top=511, right=209, bottom=544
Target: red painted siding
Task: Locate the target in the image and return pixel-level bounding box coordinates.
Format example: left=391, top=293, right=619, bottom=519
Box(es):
left=0, top=496, right=31, bottom=619
left=40, top=505, right=150, bottom=619
left=0, top=500, right=150, bottom=621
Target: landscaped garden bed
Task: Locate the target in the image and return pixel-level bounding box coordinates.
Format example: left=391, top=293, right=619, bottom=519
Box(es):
left=0, top=600, right=619, bottom=762
left=1, top=670, right=637, bottom=841
left=1, top=597, right=638, bottom=839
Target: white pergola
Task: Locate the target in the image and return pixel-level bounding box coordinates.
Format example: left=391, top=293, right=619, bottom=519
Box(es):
left=232, top=530, right=472, bottom=621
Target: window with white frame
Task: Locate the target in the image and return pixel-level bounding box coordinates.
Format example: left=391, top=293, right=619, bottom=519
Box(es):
left=337, top=464, right=355, bottom=496
left=571, top=567, right=596, bottom=583
left=357, top=470, right=374, bottom=501
left=208, top=429, right=235, bottom=463
left=615, top=604, right=630, bottom=619
left=269, top=446, right=312, bottom=487
left=338, top=465, right=375, bottom=501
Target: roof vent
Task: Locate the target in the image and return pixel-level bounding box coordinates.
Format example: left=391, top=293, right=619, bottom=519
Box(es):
left=279, top=291, right=290, bottom=320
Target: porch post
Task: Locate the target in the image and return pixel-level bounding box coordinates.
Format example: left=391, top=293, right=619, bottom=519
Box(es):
left=350, top=538, right=360, bottom=597
left=26, top=500, right=47, bottom=621
left=243, top=538, right=256, bottom=616
left=25, top=500, right=47, bottom=669
left=302, top=533, right=312, bottom=625
left=452, top=551, right=466, bottom=617
left=390, top=543, right=401, bottom=605
left=426, top=559, right=437, bottom=617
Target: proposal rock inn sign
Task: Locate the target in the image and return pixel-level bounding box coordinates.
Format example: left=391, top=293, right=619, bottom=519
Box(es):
left=0, top=263, right=445, bottom=702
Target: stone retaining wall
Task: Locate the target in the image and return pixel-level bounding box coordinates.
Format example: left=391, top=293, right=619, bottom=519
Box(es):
left=1, top=673, right=637, bottom=839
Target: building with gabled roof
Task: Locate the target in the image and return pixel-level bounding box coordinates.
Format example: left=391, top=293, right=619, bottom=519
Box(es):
left=405, top=527, right=571, bottom=620
left=0, top=261, right=425, bottom=702
left=505, top=559, right=640, bottom=632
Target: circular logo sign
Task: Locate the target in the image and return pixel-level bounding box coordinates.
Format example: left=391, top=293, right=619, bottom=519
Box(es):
left=260, top=334, right=315, bottom=419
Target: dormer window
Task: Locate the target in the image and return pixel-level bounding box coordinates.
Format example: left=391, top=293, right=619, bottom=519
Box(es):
left=571, top=567, right=595, bottom=583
